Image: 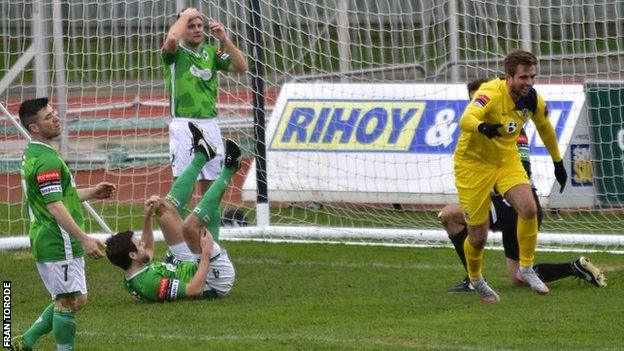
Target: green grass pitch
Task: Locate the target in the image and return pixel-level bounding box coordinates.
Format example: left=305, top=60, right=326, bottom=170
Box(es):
left=3, top=241, right=623, bottom=350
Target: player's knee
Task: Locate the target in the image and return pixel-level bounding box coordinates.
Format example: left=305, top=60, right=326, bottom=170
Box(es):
left=469, top=236, right=487, bottom=249
left=439, top=205, right=464, bottom=232
left=55, top=294, right=87, bottom=312
left=517, top=201, right=537, bottom=219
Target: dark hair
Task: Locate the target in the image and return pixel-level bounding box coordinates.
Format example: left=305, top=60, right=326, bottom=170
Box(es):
left=105, top=231, right=137, bottom=270
left=18, top=97, right=49, bottom=132
left=504, top=50, right=537, bottom=76
left=466, top=78, right=490, bottom=97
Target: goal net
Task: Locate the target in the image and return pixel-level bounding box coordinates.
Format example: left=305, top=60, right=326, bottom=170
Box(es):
left=1, top=0, right=623, bottom=252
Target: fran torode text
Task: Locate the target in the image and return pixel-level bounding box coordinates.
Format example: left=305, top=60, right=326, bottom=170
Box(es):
left=3, top=281, right=10, bottom=348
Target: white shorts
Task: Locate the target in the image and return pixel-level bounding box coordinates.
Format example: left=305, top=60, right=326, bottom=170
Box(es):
left=206, top=250, right=235, bottom=297
left=36, top=257, right=87, bottom=299
left=168, top=241, right=235, bottom=297
left=169, top=117, right=224, bottom=180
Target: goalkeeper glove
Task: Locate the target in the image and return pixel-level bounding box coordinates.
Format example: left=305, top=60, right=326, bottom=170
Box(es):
left=553, top=160, right=567, bottom=193
left=477, top=122, right=503, bottom=139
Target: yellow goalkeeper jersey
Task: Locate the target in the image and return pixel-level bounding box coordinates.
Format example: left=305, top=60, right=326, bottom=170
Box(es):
left=454, top=78, right=561, bottom=171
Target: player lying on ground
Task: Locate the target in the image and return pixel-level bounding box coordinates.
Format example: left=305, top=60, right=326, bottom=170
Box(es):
left=105, top=123, right=240, bottom=301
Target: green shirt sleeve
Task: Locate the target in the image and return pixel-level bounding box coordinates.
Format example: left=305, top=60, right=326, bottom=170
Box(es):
left=161, top=48, right=179, bottom=66
left=34, top=156, right=64, bottom=204
left=154, top=277, right=187, bottom=301
left=215, top=49, right=232, bottom=71
left=125, top=263, right=188, bottom=302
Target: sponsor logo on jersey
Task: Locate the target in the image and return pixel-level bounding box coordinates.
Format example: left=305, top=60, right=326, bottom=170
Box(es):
left=37, top=170, right=62, bottom=195
left=504, top=119, right=518, bottom=134
left=40, top=185, right=61, bottom=195
left=37, top=170, right=60, bottom=183
left=216, top=49, right=230, bottom=60
left=168, top=279, right=180, bottom=300
left=189, top=64, right=213, bottom=81
left=472, top=94, right=490, bottom=107
left=157, top=278, right=170, bottom=301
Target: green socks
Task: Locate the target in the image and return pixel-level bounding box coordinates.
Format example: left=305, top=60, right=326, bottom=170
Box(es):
left=166, top=152, right=209, bottom=216
left=53, top=310, right=76, bottom=350
left=22, top=303, right=54, bottom=348
left=193, top=167, right=237, bottom=241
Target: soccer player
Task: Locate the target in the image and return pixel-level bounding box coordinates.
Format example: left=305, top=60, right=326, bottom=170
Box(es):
left=11, top=98, right=116, bottom=351
left=162, top=7, right=248, bottom=198
left=453, top=50, right=568, bottom=303
left=443, top=79, right=607, bottom=292
left=105, top=123, right=239, bottom=301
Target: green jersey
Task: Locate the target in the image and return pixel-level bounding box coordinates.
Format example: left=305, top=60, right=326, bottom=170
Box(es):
left=21, top=141, right=84, bottom=262
left=162, top=42, right=232, bottom=118
left=123, top=260, right=200, bottom=302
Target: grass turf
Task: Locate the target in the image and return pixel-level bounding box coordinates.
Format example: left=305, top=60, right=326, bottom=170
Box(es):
left=3, top=241, right=623, bottom=350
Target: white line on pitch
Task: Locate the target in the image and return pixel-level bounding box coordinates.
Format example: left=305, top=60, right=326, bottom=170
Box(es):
left=233, top=257, right=461, bottom=270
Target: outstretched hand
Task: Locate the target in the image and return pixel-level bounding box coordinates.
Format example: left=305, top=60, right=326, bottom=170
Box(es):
left=81, top=236, right=105, bottom=259
left=92, top=182, right=116, bottom=200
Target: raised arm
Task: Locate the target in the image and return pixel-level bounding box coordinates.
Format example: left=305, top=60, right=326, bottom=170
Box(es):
left=77, top=181, right=116, bottom=202
left=162, top=8, right=202, bottom=54
left=208, top=20, right=248, bottom=73
left=141, top=196, right=160, bottom=260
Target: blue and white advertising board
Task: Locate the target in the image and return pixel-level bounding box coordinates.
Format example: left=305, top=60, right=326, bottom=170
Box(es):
left=243, top=83, right=586, bottom=206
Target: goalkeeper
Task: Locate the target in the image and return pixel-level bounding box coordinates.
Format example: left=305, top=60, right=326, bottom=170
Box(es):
left=105, top=123, right=240, bottom=301
left=443, top=79, right=606, bottom=292
left=453, top=51, right=568, bottom=303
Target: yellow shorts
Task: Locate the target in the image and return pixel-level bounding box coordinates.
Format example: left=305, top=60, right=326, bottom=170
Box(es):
left=454, top=161, right=530, bottom=226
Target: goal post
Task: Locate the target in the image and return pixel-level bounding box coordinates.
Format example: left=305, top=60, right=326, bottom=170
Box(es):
left=1, top=1, right=623, bottom=253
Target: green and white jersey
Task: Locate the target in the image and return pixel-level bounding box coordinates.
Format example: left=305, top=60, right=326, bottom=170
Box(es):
left=162, top=42, right=232, bottom=118
left=21, top=141, right=84, bottom=262
left=123, top=260, right=198, bottom=302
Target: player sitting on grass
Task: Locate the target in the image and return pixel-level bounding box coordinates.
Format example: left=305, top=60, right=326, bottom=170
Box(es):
left=105, top=123, right=241, bottom=301
left=441, top=79, right=607, bottom=293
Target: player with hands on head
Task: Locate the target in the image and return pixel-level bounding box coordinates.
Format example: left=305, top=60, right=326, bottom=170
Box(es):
left=162, top=7, right=247, bottom=201
left=11, top=98, right=116, bottom=351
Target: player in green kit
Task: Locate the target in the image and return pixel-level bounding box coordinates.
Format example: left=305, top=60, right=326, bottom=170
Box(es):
left=105, top=123, right=241, bottom=301
left=11, top=98, right=116, bottom=351
left=162, top=7, right=247, bottom=196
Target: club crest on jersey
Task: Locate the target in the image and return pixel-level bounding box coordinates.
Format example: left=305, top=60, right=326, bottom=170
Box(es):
left=189, top=64, right=213, bottom=81
left=505, top=119, right=518, bottom=134
left=472, top=95, right=490, bottom=108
